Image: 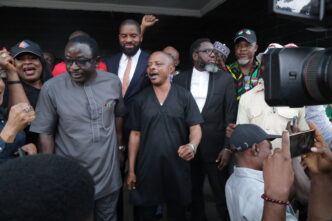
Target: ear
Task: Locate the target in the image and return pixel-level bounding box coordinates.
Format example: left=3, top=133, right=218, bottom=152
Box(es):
left=94, top=56, right=100, bottom=67
left=254, top=44, right=258, bottom=53
left=140, top=34, right=143, bottom=43
left=169, top=64, right=175, bottom=74
left=251, top=144, right=259, bottom=156
left=192, top=52, right=198, bottom=62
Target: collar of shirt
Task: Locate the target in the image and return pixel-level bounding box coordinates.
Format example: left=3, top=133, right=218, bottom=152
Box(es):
left=118, top=49, right=142, bottom=84
left=192, top=67, right=209, bottom=79
left=191, top=67, right=209, bottom=112
left=233, top=166, right=264, bottom=183
left=254, top=81, right=264, bottom=93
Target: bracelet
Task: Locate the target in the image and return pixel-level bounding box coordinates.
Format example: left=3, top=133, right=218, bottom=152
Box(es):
left=261, top=194, right=290, bottom=206
left=224, top=148, right=232, bottom=153
left=7, top=80, right=21, bottom=84
left=187, top=143, right=197, bottom=153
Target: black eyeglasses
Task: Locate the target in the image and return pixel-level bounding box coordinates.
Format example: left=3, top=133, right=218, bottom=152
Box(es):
left=64, top=58, right=94, bottom=67
left=195, top=48, right=215, bottom=55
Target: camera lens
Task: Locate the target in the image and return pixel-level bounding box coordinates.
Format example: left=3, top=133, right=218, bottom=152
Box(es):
left=304, top=49, right=332, bottom=103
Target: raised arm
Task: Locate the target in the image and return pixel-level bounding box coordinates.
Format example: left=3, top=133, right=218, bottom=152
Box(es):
left=0, top=49, right=30, bottom=109
left=140, top=15, right=158, bottom=35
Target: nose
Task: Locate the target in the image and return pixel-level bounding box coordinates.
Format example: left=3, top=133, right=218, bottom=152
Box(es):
left=209, top=50, right=216, bottom=58
left=124, top=36, right=133, bottom=43
left=68, top=61, right=80, bottom=71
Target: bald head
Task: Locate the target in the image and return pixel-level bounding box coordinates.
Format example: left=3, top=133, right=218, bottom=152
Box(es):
left=69, top=30, right=90, bottom=40
left=150, top=51, right=175, bottom=66
left=163, top=46, right=180, bottom=67
left=147, top=51, right=175, bottom=86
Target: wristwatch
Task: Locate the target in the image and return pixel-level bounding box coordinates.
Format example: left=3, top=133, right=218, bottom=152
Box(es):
left=118, top=145, right=126, bottom=151
left=187, top=143, right=197, bottom=153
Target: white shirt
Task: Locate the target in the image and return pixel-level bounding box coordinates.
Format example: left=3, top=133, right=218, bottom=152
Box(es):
left=236, top=82, right=308, bottom=149
left=190, top=67, right=209, bottom=113
left=226, top=167, right=297, bottom=221
left=118, top=49, right=141, bottom=85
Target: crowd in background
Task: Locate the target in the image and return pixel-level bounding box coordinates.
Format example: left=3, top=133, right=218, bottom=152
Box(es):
left=0, top=14, right=331, bottom=221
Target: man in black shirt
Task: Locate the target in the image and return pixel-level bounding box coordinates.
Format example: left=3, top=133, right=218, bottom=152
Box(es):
left=126, top=51, right=203, bottom=221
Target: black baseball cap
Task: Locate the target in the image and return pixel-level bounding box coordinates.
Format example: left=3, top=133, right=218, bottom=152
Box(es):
left=10, top=40, right=43, bottom=59
left=229, top=124, right=281, bottom=152
left=234, top=28, right=257, bottom=44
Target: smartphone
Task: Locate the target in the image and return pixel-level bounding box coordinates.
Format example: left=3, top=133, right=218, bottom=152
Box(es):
left=290, top=130, right=315, bottom=158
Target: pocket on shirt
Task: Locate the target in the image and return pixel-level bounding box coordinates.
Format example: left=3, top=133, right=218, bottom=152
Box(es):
left=248, top=108, right=263, bottom=120
left=102, top=100, right=116, bottom=129
left=277, top=108, right=298, bottom=120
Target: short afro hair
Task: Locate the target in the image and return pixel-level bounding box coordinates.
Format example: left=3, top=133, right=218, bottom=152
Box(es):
left=0, top=154, right=95, bottom=221
left=119, top=19, right=141, bottom=33
left=189, top=38, right=211, bottom=57
left=67, top=35, right=100, bottom=58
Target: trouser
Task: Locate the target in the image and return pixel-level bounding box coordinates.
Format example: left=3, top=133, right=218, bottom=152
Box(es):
left=94, top=190, right=120, bottom=221
left=137, top=202, right=186, bottom=221
left=190, top=161, right=230, bottom=221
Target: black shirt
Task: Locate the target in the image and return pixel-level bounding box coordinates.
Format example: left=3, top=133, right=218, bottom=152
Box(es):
left=126, top=84, right=203, bottom=206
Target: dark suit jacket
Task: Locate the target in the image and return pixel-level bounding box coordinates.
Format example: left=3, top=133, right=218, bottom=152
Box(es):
left=106, top=50, right=150, bottom=111
left=173, top=69, right=238, bottom=162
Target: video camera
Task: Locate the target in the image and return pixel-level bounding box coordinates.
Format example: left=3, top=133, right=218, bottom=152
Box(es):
left=265, top=0, right=332, bottom=107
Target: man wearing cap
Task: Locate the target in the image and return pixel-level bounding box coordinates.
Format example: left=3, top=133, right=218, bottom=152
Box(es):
left=213, top=41, right=230, bottom=71
left=226, top=124, right=297, bottom=221
left=226, top=28, right=261, bottom=100
left=236, top=43, right=308, bottom=149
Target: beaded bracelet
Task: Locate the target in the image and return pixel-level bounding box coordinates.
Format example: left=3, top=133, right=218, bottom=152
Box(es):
left=261, top=194, right=290, bottom=206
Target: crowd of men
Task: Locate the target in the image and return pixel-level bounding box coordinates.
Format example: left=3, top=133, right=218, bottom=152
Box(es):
left=0, top=14, right=331, bottom=221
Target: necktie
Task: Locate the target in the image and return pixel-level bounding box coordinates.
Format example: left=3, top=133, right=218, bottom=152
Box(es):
left=122, top=56, right=131, bottom=96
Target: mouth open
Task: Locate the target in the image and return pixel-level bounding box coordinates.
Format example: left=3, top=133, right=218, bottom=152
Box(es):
left=23, top=67, right=36, bottom=76
left=148, top=71, right=159, bottom=80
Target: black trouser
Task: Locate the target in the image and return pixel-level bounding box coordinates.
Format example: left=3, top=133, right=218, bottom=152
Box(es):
left=137, top=203, right=186, bottom=221
left=190, top=161, right=230, bottom=221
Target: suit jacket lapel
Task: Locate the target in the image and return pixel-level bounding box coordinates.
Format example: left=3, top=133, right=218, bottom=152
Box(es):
left=202, top=72, right=214, bottom=114
left=186, top=69, right=194, bottom=91
left=113, top=53, right=122, bottom=75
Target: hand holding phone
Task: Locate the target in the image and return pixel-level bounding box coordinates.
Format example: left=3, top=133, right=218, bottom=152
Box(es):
left=290, top=129, right=315, bottom=158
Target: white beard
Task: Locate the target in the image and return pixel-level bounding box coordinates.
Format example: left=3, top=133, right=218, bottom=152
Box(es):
left=237, top=59, right=250, bottom=65
left=204, top=64, right=219, bottom=73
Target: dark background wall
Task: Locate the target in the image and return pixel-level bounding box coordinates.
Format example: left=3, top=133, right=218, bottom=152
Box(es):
left=0, top=0, right=331, bottom=69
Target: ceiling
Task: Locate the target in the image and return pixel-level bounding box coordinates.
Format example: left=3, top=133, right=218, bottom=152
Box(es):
left=0, top=0, right=227, bottom=17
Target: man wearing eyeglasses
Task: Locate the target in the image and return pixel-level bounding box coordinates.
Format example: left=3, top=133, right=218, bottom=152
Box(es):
left=226, top=28, right=261, bottom=100
left=30, top=35, right=127, bottom=221
left=173, top=38, right=237, bottom=221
